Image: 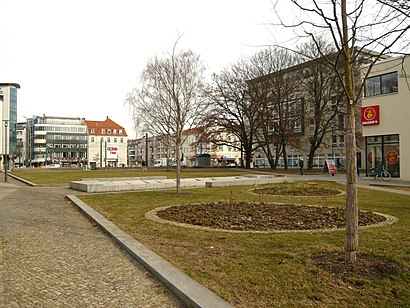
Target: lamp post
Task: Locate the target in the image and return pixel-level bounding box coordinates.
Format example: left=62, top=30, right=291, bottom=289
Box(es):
left=3, top=120, right=9, bottom=182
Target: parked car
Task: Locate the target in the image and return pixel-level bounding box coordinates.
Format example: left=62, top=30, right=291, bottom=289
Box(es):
left=46, top=163, right=61, bottom=168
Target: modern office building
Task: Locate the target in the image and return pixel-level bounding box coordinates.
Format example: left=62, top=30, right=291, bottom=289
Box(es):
left=25, top=115, right=88, bottom=166
left=362, top=55, right=410, bottom=179
left=0, top=83, right=20, bottom=171
left=85, top=117, right=128, bottom=168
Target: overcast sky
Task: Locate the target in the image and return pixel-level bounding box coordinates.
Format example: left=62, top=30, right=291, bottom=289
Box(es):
left=0, top=0, right=282, bottom=138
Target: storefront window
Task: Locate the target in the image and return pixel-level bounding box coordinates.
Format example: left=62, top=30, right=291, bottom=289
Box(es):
left=367, top=136, right=382, bottom=144
left=366, top=134, right=400, bottom=177
left=384, top=135, right=399, bottom=143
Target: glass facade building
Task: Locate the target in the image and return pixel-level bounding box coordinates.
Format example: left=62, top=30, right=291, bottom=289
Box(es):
left=9, top=88, right=18, bottom=156
left=0, top=83, right=20, bottom=172
left=27, top=116, right=88, bottom=166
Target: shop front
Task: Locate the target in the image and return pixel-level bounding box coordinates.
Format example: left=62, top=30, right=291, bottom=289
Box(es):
left=365, top=134, right=400, bottom=177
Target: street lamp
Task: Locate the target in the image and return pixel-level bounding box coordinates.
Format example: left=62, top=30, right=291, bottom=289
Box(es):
left=3, top=120, right=9, bottom=182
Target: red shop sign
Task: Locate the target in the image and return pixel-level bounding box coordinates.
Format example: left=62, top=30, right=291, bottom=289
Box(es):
left=361, top=105, right=380, bottom=126
left=386, top=150, right=399, bottom=164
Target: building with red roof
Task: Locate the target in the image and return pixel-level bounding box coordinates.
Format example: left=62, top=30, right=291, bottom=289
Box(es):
left=85, top=116, right=128, bottom=168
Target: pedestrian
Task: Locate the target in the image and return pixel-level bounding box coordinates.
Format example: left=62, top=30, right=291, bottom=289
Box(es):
left=299, top=157, right=304, bottom=175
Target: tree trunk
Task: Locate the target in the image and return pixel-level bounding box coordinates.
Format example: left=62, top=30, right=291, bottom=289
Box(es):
left=342, top=0, right=358, bottom=264
left=345, top=104, right=358, bottom=263
left=176, top=140, right=181, bottom=193
left=308, top=144, right=316, bottom=170
left=283, top=143, right=288, bottom=170
left=245, top=148, right=252, bottom=169
left=274, top=144, right=282, bottom=169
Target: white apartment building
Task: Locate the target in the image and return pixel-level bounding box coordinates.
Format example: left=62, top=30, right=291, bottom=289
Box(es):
left=128, top=127, right=241, bottom=168
left=181, top=127, right=241, bottom=167
left=362, top=55, right=410, bottom=179
left=85, top=117, right=128, bottom=168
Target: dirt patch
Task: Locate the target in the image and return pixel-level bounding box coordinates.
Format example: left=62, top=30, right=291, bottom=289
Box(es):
left=312, top=252, right=405, bottom=283
left=154, top=201, right=388, bottom=232
left=251, top=186, right=342, bottom=196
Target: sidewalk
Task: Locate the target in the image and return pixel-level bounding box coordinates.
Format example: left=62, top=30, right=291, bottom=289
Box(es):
left=289, top=172, right=410, bottom=195
left=0, top=178, right=184, bottom=307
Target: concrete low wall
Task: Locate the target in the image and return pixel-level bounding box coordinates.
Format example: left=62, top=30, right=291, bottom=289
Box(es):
left=80, top=176, right=167, bottom=182
left=205, top=176, right=294, bottom=187
left=70, top=174, right=294, bottom=193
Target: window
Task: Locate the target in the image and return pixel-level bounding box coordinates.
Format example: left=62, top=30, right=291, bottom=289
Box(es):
left=119, top=129, right=123, bottom=135
left=107, top=129, right=111, bottom=134
left=90, top=128, right=95, bottom=134
left=114, top=138, right=117, bottom=143
left=309, top=119, right=315, bottom=132
left=113, top=129, right=117, bottom=134
left=102, top=129, right=105, bottom=134
left=120, top=138, right=123, bottom=143
left=339, top=135, right=345, bottom=147
left=364, top=72, right=398, bottom=97
left=91, top=137, right=95, bottom=142
left=338, top=114, right=345, bottom=129
left=107, top=137, right=111, bottom=142
left=294, top=119, right=302, bottom=133
left=332, top=135, right=337, bottom=146
left=329, top=98, right=337, bottom=110
left=287, top=155, right=300, bottom=167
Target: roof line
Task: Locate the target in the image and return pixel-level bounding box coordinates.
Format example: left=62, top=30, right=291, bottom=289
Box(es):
left=0, top=83, right=21, bottom=89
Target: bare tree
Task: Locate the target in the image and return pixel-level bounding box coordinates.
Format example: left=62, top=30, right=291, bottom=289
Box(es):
left=249, top=48, right=301, bottom=170
left=125, top=38, right=207, bottom=193
left=205, top=57, right=262, bottom=168
left=296, top=38, right=347, bottom=169
left=273, top=0, right=409, bottom=262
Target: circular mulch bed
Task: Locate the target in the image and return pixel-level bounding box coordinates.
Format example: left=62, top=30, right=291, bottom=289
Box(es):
left=149, top=201, right=394, bottom=233
left=251, top=186, right=342, bottom=196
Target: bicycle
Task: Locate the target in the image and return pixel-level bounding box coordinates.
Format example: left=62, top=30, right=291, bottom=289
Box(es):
left=367, top=165, right=391, bottom=181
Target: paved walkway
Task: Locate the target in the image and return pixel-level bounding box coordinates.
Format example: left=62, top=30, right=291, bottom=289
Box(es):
left=0, top=178, right=184, bottom=307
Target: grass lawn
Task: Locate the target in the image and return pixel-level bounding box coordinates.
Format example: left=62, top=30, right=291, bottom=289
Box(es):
left=77, top=181, right=410, bottom=307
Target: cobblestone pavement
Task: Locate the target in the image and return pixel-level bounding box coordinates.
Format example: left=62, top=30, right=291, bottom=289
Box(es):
left=0, top=178, right=184, bottom=307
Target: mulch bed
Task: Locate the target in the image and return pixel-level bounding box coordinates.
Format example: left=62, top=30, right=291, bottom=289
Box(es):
left=312, top=252, right=404, bottom=282
left=251, top=186, right=341, bottom=196
left=155, top=199, right=404, bottom=282
left=155, top=201, right=386, bottom=231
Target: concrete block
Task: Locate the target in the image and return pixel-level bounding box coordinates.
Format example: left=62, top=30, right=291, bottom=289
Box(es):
left=69, top=181, right=87, bottom=192
left=129, top=181, right=149, bottom=191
